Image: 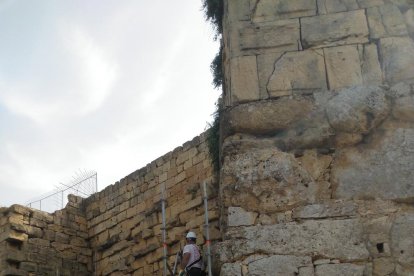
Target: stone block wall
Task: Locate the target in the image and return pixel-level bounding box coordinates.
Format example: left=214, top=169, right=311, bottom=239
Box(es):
left=217, top=0, right=414, bottom=275
left=0, top=132, right=218, bottom=276
left=84, top=133, right=218, bottom=275
left=0, top=196, right=91, bottom=276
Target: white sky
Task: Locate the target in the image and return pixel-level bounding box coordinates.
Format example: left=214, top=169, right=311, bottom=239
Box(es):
left=0, top=0, right=220, bottom=207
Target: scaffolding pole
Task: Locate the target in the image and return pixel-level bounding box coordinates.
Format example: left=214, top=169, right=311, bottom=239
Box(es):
left=161, top=183, right=168, bottom=276
left=202, top=181, right=213, bottom=276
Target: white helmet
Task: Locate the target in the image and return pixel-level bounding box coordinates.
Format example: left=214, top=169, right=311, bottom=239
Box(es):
left=186, top=231, right=197, bottom=239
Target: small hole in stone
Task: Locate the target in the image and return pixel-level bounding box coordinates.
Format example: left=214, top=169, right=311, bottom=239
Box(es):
left=400, top=250, right=404, bottom=254
left=376, top=243, right=384, bottom=253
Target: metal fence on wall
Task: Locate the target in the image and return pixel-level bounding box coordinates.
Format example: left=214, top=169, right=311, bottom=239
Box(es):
left=26, top=170, right=97, bottom=213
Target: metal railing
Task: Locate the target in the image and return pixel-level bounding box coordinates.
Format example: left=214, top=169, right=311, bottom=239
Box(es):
left=26, top=170, right=97, bottom=213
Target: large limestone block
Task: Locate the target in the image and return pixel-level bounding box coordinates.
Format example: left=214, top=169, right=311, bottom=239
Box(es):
left=358, top=44, right=383, bottom=85
left=251, top=0, right=317, bottom=22
left=391, top=213, right=414, bottom=271
left=227, top=207, right=257, bottom=227
left=247, top=255, right=312, bottom=275
left=301, top=9, right=369, bottom=48
left=220, top=263, right=242, bottom=276
left=239, top=19, right=300, bottom=52
left=324, top=45, right=363, bottom=90
left=221, top=147, right=317, bottom=212
left=315, top=263, right=366, bottom=275
left=319, top=0, right=359, bottom=13
left=405, top=8, right=414, bottom=38
left=215, top=219, right=369, bottom=263
left=379, top=36, right=414, bottom=83
left=267, top=50, right=327, bottom=96
left=373, top=257, right=395, bottom=275
left=228, top=0, right=250, bottom=23
left=333, top=126, right=414, bottom=201
left=222, top=98, right=314, bottom=137
left=230, top=56, right=260, bottom=104
left=326, top=85, right=390, bottom=134
left=367, top=4, right=408, bottom=39
left=257, top=53, right=283, bottom=98
left=292, top=201, right=357, bottom=219
left=357, top=0, right=385, bottom=8
left=297, top=150, right=333, bottom=180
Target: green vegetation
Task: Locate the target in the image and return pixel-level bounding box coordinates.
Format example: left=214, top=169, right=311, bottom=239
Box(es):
left=202, top=0, right=224, bottom=88
left=203, top=0, right=224, bottom=171
left=211, top=45, right=223, bottom=89
left=206, top=98, right=222, bottom=172
left=202, top=0, right=224, bottom=39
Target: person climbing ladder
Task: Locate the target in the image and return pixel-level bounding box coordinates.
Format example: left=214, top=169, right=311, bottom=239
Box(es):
left=180, top=232, right=203, bottom=276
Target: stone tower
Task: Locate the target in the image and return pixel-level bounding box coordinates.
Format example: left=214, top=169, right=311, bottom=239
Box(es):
left=216, top=0, right=414, bottom=275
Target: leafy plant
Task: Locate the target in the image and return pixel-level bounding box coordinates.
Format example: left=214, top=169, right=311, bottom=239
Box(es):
left=206, top=98, right=223, bottom=172
left=203, top=0, right=224, bottom=171
left=202, top=0, right=224, bottom=39
left=211, top=45, right=223, bottom=89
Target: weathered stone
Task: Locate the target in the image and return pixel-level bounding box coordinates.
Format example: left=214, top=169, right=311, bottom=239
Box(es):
left=222, top=98, right=314, bottom=137
left=333, top=126, right=414, bottom=201
left=391, top=213, right=414, bottom=269
left=363, top=216, right=393, bottom=257
left=228, top=0, right=250, bottom=22
left=292, top=201, right=357, bottom=219
left=392, top=82, right=414, bottom=122
left=239, top=19, right=300, bottom=52
left=315, top=263, right=366, bottom=275
left=326, top=85, right=390, bottom=134
left=322, top=0, right=359, bottom=13
left=357, top=0, right=385, bottom=8
left=216, top=219, right=369, bottom=263
left=297, top=150, right=332, bottom=181
left=404, top=8, right=414, bottom=38
left=334, top=132, right=363, bottom=147
left=301, top=10, right=369, bottom=48
left=20, top=261, right=37, bottom=272
left=230, top=56, right=260, bottom=104
left=379, top=36, right=414, bottom=83
left=251, top=0, right=316, bottom=22
left=267, top=50, right=327, bottom=95
left=373, top=257, right=395, bottom=275
left=367, top=4, right=408, bottom=39
left=220, top=262, right=242, bottom=276
left=358, top=44, right=383, bottom=85
left=221, top=147, right=317, bottom=213
left=247, top=255, right=312, bottom=275
left=324, top=45, right=363, bottom=90
left=257, top=53, right=283, bottom=99
left=227, top=207, right=257, bottom=227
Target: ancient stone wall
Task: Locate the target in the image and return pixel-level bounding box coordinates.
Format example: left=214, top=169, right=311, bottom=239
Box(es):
left=84, top=133, right=218, bottom=275
left=0, top=196, right=91, bottom=276
left=0, top=133, right=218, bottom=276
left=216, top=0, right=414, bottom=275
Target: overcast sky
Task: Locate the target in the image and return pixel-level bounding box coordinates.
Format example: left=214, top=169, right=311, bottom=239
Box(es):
left=0, top=0, right=220, bottom=208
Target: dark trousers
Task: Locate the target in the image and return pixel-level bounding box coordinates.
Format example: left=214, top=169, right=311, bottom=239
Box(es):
left=187, top=267, right=202, bottom=276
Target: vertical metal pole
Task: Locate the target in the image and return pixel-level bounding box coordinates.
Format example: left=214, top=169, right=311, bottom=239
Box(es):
left=202, top=182, right=213, bottom=276
left=95, top=173, right=98, bottom=193
left=161, top=184, right=167, bottom=276
left=40, top=200, right=42, bottom=211
left=61, top=191, right=64, bottom=209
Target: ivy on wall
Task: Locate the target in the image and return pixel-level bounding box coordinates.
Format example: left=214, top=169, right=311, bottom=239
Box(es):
left=203, top=0, right=224, bottom=171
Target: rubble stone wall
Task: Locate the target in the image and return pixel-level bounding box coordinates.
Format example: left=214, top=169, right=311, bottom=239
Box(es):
left=0, top=196, right=91, bottom=276
left=84, top=133, right=218, bottom=275
left=217, top=0, right=414, bottom=275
